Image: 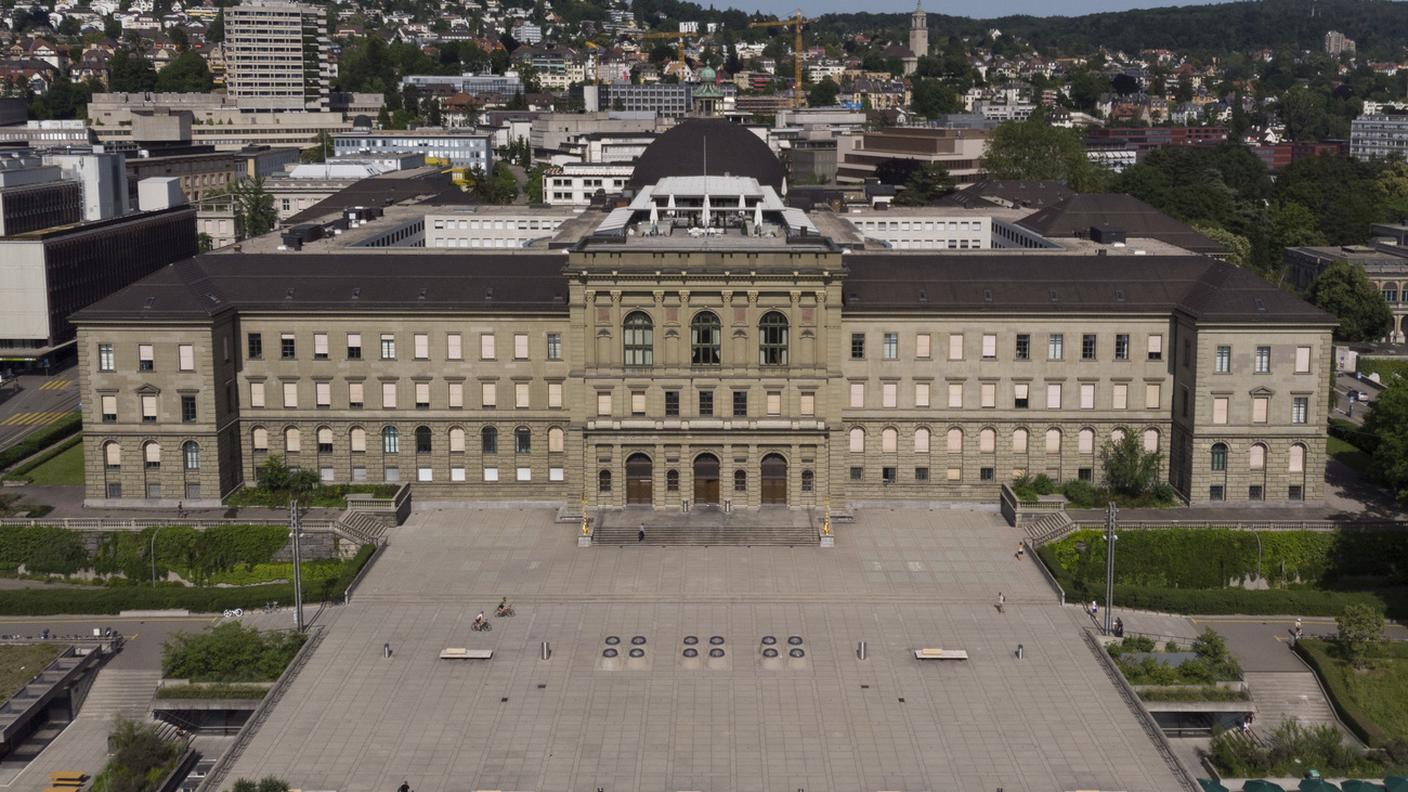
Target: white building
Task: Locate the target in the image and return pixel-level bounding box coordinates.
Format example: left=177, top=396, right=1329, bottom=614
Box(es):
left=225, top=1, right=332, bottom=112
left=542, top=162, right=634, bottom=207
left=425, top=208, right=576, bottom=247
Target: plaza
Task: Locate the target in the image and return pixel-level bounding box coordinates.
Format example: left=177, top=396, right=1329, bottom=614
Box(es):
left=223, top=506, right=1188, bottom=792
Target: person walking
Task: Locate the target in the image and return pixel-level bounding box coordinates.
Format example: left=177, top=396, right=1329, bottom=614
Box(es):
left=1014, top=543, right=1025, bottom=560
left=996, top=592, right=1005, bottom=614
left=1089, top=600, right=1099, bottom=621
left=638, top=524, right=646, bottom=542
left=397, top=782, right=411, bottom=792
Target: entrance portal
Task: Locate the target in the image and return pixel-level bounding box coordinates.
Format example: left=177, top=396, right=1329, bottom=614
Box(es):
left=626, top=453, right=653, bottom=505
left=761, top=453, right=787, bottom=505
left=693, top=453, right=720, bottom=505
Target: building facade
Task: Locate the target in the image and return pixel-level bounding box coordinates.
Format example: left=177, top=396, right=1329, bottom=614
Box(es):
left=1351, top=114, right=1408, bottom=161
left=332, top=130, right=493, bottom=169
left=224, top=1, right=332, bottom=112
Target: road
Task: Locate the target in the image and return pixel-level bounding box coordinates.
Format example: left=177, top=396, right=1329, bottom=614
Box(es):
left=1332, top=371, right=1378, bottom=426
left=0, top=365, right=80, bottom=453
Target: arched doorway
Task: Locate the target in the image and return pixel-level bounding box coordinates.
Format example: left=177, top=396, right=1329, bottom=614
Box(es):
left=693, top=453, right=720, bottom=505
left=761, top=453, right=788, bottom=505
left=626, top=453, right=653, bottom=505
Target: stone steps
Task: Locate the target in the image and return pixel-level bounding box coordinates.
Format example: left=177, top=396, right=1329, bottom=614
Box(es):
left=1024, top=512, right=1075, bottom=546
left=77, top=668, right=161, bottom=720
left=1244, top=671, right=1339, bottom=732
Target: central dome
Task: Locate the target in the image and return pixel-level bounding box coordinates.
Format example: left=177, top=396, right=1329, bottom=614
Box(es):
left=630, top=119, right=785, bottom=193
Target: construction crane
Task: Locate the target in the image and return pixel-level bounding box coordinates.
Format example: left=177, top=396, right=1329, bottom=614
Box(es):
left=749, top=10, right=807, bottom=110
left=625, top=30, right=689, bottom=79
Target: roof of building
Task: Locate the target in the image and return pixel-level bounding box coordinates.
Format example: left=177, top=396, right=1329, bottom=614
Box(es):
left=1016, top=193, right=1227, bottom=257
left=629, top=118, right=784, bottom=192
left=842, top=254, right=1332, bottom=324
left=283, top=169, right=478, bottom=225
left=72, top=253, right=571, bottom=322
left=938, top=179, right=1075, bottom=210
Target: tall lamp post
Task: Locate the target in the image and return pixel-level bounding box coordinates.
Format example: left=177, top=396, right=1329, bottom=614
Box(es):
left=1104, top=502, right=1118, bottom=636
left=289, top=499, right=304, bottom=632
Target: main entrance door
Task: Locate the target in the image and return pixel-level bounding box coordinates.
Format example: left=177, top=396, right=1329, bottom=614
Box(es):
left=761, top=453, right=788, bottom=505
left=693, top=453, right=720, bottom=505
left=626, top=453, right=653, bottom=505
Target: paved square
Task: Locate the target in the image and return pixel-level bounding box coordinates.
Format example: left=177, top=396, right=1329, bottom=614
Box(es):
left=225, top=507, right=1186, bottom=792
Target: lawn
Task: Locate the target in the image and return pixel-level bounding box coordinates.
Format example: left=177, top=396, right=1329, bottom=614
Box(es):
left=1297, top=637, right=1408, bottom=746
left=0, top=643, right=64, bottom=701
left=1327, top=435, right=1372, bottom=476
left=24, top=442, right=85, bottom=486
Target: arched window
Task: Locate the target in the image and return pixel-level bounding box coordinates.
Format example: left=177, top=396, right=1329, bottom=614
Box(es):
left=1012, top=428, right=1028, bottom=453
left=1111, top=427, right=1126, bottom=444
left=1210, top=443, right=1227, bottom=471
left=666, top=469, right=680, bottom=491
left=598, top=469, right=612, bottom=492
left=801, top=469, right=814, bottom=492
left=1289, top=443, right=1306, bottom=473
left=382, top=426, right=399, bottom=454
left=690, top=311, right=721, bottom=366
left=623, top=311, right=654, bottom=366
left=758, top=311, right=789, bottom=366
left=1143, top=428, right=1160, bottom=453
left=183, top=441, right=200, bottom=471
left=1045, top=428, right=1062, bottom=453
left=317, top=426, right=333, bottom=453
left=849, top=427, right=865, bottom=453
left=415, top=426, right=432, bottom=454
left=881, top=427, right=898, bottom=453
left=449, top=427, right=466, bottom=453
left=481, top=426, right=497, bottom=454
left=350, top=427, right=366, bottom=453
left=548, top=427, right=564, bottom=453
left=946, top=427, right=963, bottom=453
left=515, top=427, right=531, bottom=453
left=284, top=427, right=300, bottom=453
left=103, top=441, right=122, bottom=468
left=1078, top=428, right=1095, bottom=454
left=251, top=427, right=268, bottom=451
left=914, top=427, right=931, bottom=453
left=144, top=441, right=161, bottom=469
left=734, top=469, right=747, bottom=492
left=1249, top=443, right=1266, bottom=470
left=979, top=427, right=996, bottom=453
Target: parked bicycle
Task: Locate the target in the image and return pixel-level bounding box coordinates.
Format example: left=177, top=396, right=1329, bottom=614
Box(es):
left=222, top=608, right=244, bottom=619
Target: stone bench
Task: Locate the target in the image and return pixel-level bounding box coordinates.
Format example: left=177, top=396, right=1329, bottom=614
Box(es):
left=49, top=771, right=87, bottom=787
left=440, top=648, right=493, bottom=660
left=914, top=648, right=969, bottom=660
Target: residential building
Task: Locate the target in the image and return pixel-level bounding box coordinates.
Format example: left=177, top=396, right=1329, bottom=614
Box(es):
left=1325, top=30, right=1356, bottom=56
left=1351, top=114, right=1408, bottom=161
left=541, top=163, right=634, bottom=206
left=332, top=130, right=493, bottom=169
left=223, top=0, right=332, bottom=112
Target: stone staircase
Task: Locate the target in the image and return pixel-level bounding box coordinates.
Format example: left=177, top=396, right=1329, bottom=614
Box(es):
left=333, top=510, right=391, bottom=546
left=592, top=509, right=818, bottom=547
left=76, top=668, right=161, bottom=721
left=1243, top=671, right=1347, bottom=737
left=1023, top=511, right=1076, bottom=546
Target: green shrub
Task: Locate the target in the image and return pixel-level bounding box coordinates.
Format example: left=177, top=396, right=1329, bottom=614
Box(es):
left=91, top=717, right=185, bottom=792
left=1209, top=718, right=1396, bottom=777
left=0, top=525, right=88, bottom=574
left=1061, top=479, right=1099, bottom=507
left=0, top=413, right=80, bottom=471
left=1295, top=637, right=1408, bottom=747
left=156, top=683, right=269, bottom=700
left=162, top=622, right=305, bottom=682
left=1136, top=686, right=1250, bottom=702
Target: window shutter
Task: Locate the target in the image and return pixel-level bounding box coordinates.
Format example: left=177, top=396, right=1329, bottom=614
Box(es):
left=448, top=382, right=463, bottom=408
left=1145, top=383, right=1160, bottom=409
left=447, top=334, right=462, bottom=360
left=981, top=334, right=996, bottom=358
left=1213, top=397, right=1229, bottom=424
left=548, top=383, right=562, bottom=408
left=915, top=333, right=931, bottom=358
left=382, top=382, right=396, bottom=409
left=101, top=395, right=117, bottom=415
left=916, top=383, right=931, bottom=408
left=142, top=394, right=157, bottom=417
left=1112, top=384, right=1127, bottom=409
left=351, top=428, right=366, bottom=452
left=316, top=382, right=331, bottom=406
left=414, top=333, right=429, bottom=359
left=1295, top=346, right=1311, bottom=373
left=415, top=382, right=430, bottom=405
left=250, top=382, right=265, bottom=407
left=948, top=333, right=963, bottom=361
left=1046, top=383, right=1061, bottom=409
left=283, top=382, right=297, bottom=408
left=1252, top=397, right=1267, bottom=423
left=178, top=344, right=195, bottom=370
left=313, top=333, right=328, bottom=356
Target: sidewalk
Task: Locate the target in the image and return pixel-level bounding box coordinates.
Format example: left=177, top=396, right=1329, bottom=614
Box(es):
left=6, top=483, right=340, bottom=522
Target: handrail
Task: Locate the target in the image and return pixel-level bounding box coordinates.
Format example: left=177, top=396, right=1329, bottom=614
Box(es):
left=1023, top=539, right=1066, bottom=606
left=341, top=543, right=385, bottom=604
left=0, top=517, right=337, bottom=531
left=1071, top=519, right=1408, bottom=532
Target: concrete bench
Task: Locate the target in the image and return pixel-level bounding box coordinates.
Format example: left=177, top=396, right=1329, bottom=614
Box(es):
left=49, top=771, right=87, bottom=787
left=914, top=648, right=969, bottom=660
left=440, top=647, right=493, bottom=660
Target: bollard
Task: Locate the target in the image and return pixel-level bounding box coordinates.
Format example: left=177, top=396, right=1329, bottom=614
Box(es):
left=384, top=642, right=392, bottom=658
left=542, top=641, right=551, bottom=660
left=857, top=641, right=867, bottom=660
left=1016, top=644, right=1024, bottom=660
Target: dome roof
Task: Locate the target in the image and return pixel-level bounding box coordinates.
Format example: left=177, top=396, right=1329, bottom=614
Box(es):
left=698, top=66, right=716, bottom=82
left=630, top=119, right=785, bottom=192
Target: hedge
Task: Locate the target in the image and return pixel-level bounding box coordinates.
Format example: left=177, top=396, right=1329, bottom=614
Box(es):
left=1136, top=686, right=1251, bottom=702
left=0, top=413, right=81, bottom=471
left=0, top=544, right=374, bottom=616
left=1294, top=638, right=1408, bottom=748
left=0, top=523, right=295, bottom=582
left=156, top=683, right=269, bottom=700
left=162, top=622, right=305, bottom=682
left=7, top=433, right=83, bottom=478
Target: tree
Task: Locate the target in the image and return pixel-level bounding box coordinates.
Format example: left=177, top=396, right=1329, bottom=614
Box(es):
left=1277, top=85, right=1330, bottom=142
left=1308, top=260, right=1393, bottom=343
left=155, top=50, right=212, bottom=93
left=206, top=8, right=223, bottom=43
left=214, top=178, right=278, bottom=239
left=1100, top=427, right=1161, bottom=498
left=1267, top=201, right=1326, bottom=252
left=1378, top=161, right=1408, bottom=222
left=58, top=16, right=82, bottom=36
left=93, top=717, right=184, bottom=792
left=525, top=162, right=548, bottom=204
left=1192, top=224, right=1251, bottom=269
left=892, top=163, right=954, bottom=206
left=197, top=232, right=213, bottom=253
left=1110, top=73, right=1139, bottom=95
left=980, top=113, right=1105, bottom=192
left=168, top=25, right=189, bottom=51
left=1275, top=155, right=1388, bottom=245
left=469, top=164, right=517, bottom=205
left=910, top=78, right=961, bottom=119
left=300, top=130, right=333, bottom=163
left=806, top=76, right=838, bottom=108
left=1334, top=603, right=1384, bottom=668
left=108, top=49, right=157, bottom=92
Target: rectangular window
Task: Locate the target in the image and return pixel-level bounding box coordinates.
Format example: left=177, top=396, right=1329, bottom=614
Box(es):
left=597, top=392, right=611, bottom=416
left=381, top=382, right=396, bottom=409
left=282, top=382, right=297, bottom=408
left=800, top=393, right=815, bottom=416
left=947, top=383, right=962, bottom=409
left=916, top=382, right=931, bottom=408
left=1147, top=334, right=1163, bottom=361
left=413, top=333, right=429, bottom=360
left=98, top=343, right=116, bottom=372
left=1295, top=346, right=1311, bottom=373
left=252, top=382, right=267, bottom=408
left=850, top=333, right=865, bottom=359
left=980, top=467, right=995, bottom=481
left=1081, top=334, right=1096, bottom=361
left=1045, top=383, right=1061, bottom=409
left=346, top=333, right=362, bottom=359
left=948, top=333, right=963, bottom=361
left=1014, top=383, right=1029, bottom=409
left=280, top=333, right=295, bottom=360
left=1252, top=396, right=1268, bottom=423
left=1112, top=384, right=1128, bottom=410
left=1292, top=397, right=1308, bottom=424
left=548, top=382, right=563, bottom=408
left=1288, top=485, right=1304, bottom=501
left=416, top=382, right=430, bottom=409
left=1078, top=467, right=1093, bottom=482
left=882, top=382, right=897, bottom=408
left=1249, top=485, right=1264, bottom=501
left=883, top=332, right=898, bottom=360
left=546, top=332, right=562, bottom=360
left=1047, top=334, right=1063, bottom=361
left=482, top=383, right=497, bottom=408
left=141, top=394, right=157, bottom=422
left=630, top=390, right=646, bottom=415
left=247, top=334, right=262, bottom=360
left=1145, top=383, right=1161, bottom=409
left=980, top=382, right=996, bottom=408
left=1015, top=334, right=1030, bottom=361
left=915, top=467, right=930, bottom=481
left=447, top=333, right=462, bottom=360
left=981, top=334, right=996, bottom=359
left=732, top=390, right=747, bottom=417
left=101, top=394, right=117, bottom=422
left=181, top=395, right=196, bottom=423
left=1080, top=383, right=1095, bottom=409
left=348, top=382, right=364, bottom=409
left=849, top=466, right=863, bottom=481
left=665, top=390, right=680, bottom=416
left=882, top=467, right=897, bottom=485
left=515, top=383, right=529, bottom=408
left=698, top=390, right=713, bottom=416
left=1115, top=334, right=1130, bottom=361
left=138, top=343, right=154, bottom=371
left=916, top=333, right=931, bottom=359
left=449, top=382, right=464, bottom=408
left=178, top=344, right=195, bottom=371
left=1213, top=397, right=1229, bottom=424
left=1255, top=346, right=1271, bottom=373
left=947, top=467, right=961, bottom=481
left=380, top=334, right=396, bottom=360
left=1215, top=345, right=1231, bottom=373
left=312, top=333, right=328, bottom=360
left=1209, top=485, right=1225, bottom=502
left=766, top=391, right=781, bottom=416
left=483, top=467, right=498, bottom=482
left=316, top=381, right=331, bottom=407
left=849, top=383, right=865, bottom=408
left=514, top=333, right=529, bottom=360
left=480, top=333, right=495, bottom=360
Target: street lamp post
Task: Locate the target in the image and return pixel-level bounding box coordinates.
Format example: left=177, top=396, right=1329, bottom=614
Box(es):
left=289, top=499, right=304, bottom=632
left=150, top=525, right=162, bottom=587
left=1104, top=502, right=1118, bottom=636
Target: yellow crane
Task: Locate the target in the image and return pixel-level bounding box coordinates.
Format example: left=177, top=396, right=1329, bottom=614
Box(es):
left=749, top=11, right=807, bottom=110
left=626, top=30, right=689, bottom=78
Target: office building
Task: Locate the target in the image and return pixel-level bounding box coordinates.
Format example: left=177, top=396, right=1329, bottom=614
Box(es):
left=1351, top=114, right=1408, bottom=161
left=332, top=130, right=493, bottom=169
